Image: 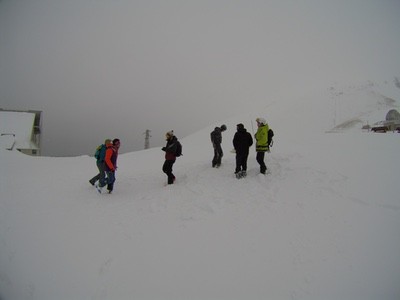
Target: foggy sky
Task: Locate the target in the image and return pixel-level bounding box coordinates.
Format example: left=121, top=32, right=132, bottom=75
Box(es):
left=1, top=0, right=399, bottom=156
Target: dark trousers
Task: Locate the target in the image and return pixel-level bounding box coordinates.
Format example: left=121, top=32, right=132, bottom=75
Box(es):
left=99, top=170, right=116, bottom=192
left=163, top=159, right=176, bottom=184
left=235, top=152, right=249, bottom=173
left=212, top=144, right=223, bottom=167
left=256, top=152, right=267, bottom=174
left=89, top=161, right=106, bottom=185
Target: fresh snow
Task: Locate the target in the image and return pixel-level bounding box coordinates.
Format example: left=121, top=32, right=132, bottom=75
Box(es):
left=1, top=81, right=400, bottom=300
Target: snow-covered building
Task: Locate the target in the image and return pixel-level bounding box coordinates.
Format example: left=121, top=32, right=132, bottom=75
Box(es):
left=383, top=109, right=400, bottom=131
left=0, top=109, right=42, bottom=156
left=371, top=109, right=400, bottom=132
left=386, top=109, right=400, bottom=122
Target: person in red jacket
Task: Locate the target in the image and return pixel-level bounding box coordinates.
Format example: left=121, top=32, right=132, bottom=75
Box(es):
left=96, top=138, right=120, bottom=194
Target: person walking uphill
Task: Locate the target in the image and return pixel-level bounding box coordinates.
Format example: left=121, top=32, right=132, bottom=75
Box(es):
left=210, top=124, right=227, bottom=168
left=89, top=139, right=111, bottom=186
left=96, top=138, right=120, bottom=194
left=255, top=117, right=269, bottom=174
left=162, top=130, right=180, bottom=185
left=233, top=123, right=253, bottom=179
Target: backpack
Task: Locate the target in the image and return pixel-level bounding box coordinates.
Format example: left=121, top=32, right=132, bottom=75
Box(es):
left=94, top=144, right=106, bottom=161
left=175, top=141, right=182, bottom=157
left=267, top=129, right=274, bottom=148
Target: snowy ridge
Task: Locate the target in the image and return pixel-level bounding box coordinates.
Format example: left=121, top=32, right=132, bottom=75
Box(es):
left=1, top=80, right=400, bottom=300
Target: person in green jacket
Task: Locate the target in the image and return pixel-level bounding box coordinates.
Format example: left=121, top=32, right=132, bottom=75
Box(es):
left=255, top=117, right=269, bottom=174
left=89, top=139, right=111, bottom=186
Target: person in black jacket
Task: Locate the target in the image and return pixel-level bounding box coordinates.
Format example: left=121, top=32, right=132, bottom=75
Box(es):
left=233, top=123, right=253, bottom=178
left=210, top=124, right=227, bottom=167
left=162, top=130, right=178, bottom=185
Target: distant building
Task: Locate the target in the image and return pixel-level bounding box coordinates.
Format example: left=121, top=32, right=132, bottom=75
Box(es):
left=0, top=109, right=42, bottom=156
left=371, top=109, right=400, bottom=132
left=386, top=109, right=400, bottom=122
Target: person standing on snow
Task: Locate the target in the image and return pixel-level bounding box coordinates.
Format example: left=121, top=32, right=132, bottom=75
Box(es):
left=89, top=138, right=111, bottom=186
left=96, top=138, right=120, bottom=194
left=210, top=124, right=227, bottom=168
left=162, top=130, right=179, bottom=185
left=233, top=123, right=253, bottom=178
left=255, top=117, right=269, bottom=174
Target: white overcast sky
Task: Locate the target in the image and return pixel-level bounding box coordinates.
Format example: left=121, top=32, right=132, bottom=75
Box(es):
left=1, top=0, right=399, bottom=156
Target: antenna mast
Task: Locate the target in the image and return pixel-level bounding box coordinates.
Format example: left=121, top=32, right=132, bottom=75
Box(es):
left=144, top=129, right=151, bottom=149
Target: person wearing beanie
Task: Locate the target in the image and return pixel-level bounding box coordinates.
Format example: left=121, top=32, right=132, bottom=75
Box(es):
left=232, top=123, right=253, bottom=178
left=210, top=124, right=227, bottom=168
left=96, top=138, right=121, bottom=193
left=89, top=139, right=112, bottom=186
left=255, top=117, right=269, bottom=174
left=162, top=130, right=179, bottom=184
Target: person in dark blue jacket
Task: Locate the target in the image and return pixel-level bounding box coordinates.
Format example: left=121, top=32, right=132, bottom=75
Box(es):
left=233, top=123, right=253, bottom=178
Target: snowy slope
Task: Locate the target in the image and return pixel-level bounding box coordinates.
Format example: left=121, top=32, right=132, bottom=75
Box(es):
left=1, top=80, right=400, bottom=300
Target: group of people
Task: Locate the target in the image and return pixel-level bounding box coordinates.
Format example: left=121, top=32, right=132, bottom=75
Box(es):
left=89, top=130, right=181, bottom=192
left=89, top=117, right=270, bottom=193
left=89, top=138, right=121, bottom=194
left=211, top=117, right=270, bottom=178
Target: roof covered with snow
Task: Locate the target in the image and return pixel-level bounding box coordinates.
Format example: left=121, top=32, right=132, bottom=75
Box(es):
left=0, top=111, right=38, bottom=150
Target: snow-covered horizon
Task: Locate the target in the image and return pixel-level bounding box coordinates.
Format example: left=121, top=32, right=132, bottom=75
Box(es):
left=1, top=79, right=400, bottom=300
